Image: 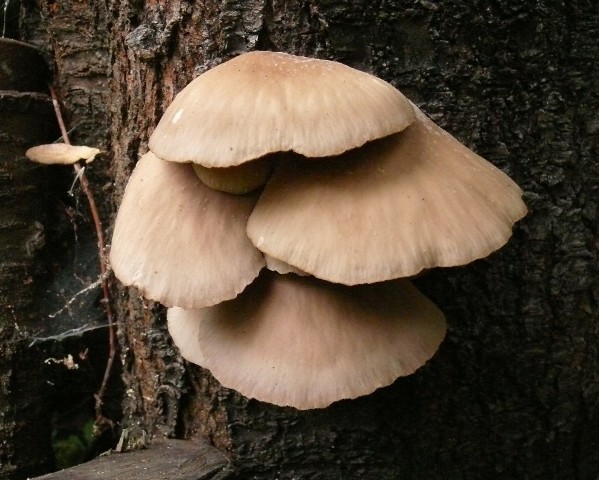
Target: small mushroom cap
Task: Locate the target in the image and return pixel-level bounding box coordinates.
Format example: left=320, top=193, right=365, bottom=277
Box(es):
left=149, top=51, right=414, bottom=167
left=26, top=144, right=101, bottom=165
left=110, top=152, right=265, bottom=309
left=167, top=271, right=446, bottom=410
left=192, top=155, right=274, bottom=195
left=247, top=105, right=528, bottom=285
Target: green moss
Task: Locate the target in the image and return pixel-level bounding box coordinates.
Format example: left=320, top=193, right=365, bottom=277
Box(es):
left=53, top=435, right=87, bottom=470
left=52, top=419, right=96, bottom=469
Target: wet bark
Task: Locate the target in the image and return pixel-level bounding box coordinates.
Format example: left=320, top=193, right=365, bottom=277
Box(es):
left=4, top=0, right=598, bottom=479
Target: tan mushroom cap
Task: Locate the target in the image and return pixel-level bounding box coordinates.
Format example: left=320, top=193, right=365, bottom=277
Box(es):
left=167, top=306, right=205, bottom=366
left=110, top=152, right=265, bottom=309
left=149, top=51, right=415, bottom=168
left=247, top=105, right=528, bottom=285
left=167, top=271, right=446, bottom=410
left=192, top=155, right=274, bottom=195
left=26, top=143, right=100, bottom=165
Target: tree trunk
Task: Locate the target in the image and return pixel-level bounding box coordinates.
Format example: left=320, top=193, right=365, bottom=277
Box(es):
left=0, top=41, right=60, bottom=478
left=1, top=2, right=116, bottom=478
left=7, top=0, right=599, bottom=479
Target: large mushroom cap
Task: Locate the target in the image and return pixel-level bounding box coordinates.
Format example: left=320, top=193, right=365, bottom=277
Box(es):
left=167, top=271, right=446, bottom=410
left=247, top=105, right=528, bottom=285
left=149, top=51, right=415, bottom=168
left=110, top=152, right=265, bottom=309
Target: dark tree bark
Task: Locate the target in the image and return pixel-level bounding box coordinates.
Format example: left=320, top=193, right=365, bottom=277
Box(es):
left=3, top=0, right=597, bottom=479
left=1, top=2, right=115, bottom=478
left=0, top=45, right=60, bottom=478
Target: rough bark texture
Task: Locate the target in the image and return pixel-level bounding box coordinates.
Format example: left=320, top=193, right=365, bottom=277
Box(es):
left=1, top=1, right=116, bottom=478
left=0, top=56, right=59, bottom=478
left=4, top=0, right=598, bottom=479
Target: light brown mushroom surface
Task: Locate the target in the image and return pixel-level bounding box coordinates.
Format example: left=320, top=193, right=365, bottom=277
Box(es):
left=167, top=271, right=446, bottom=410
left=110, top=152, right=265, bottom=309
left=149, top=51, right=415, bottom=168
left=247, top=105, right=528, bottom=285
left=264, top=254, right=308, bottom=276
left=26, top=143, right=101, bottom=165
left=192, top=155, right=274, bottom=194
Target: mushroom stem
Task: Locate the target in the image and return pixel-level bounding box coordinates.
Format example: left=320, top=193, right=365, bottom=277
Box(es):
left=49, top=85, right=116, bottom=429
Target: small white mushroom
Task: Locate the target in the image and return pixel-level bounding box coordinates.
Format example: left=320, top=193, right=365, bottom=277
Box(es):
left=25, top=143, right=100, bottom=165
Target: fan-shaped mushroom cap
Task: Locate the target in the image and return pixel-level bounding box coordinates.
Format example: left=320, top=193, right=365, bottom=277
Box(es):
left=149, top=51, right=414, bottom=168
left=26, top=143, right=100, bottom=165
left=110, top=152, right=265, bottom=308
left=247, top=105, right=527, bottom=285
left=167, top=271, right=446, bottom=410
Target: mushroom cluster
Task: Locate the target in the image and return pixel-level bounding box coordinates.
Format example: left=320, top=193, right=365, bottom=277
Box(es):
left=110, top=51, right=527, bottom=410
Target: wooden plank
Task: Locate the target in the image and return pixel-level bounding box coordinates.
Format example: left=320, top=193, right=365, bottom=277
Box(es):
left=31, top=439, right=232, bottom=480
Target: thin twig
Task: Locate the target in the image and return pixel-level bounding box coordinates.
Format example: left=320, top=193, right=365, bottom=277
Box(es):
left=49, top=85, right=117, bottom=430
